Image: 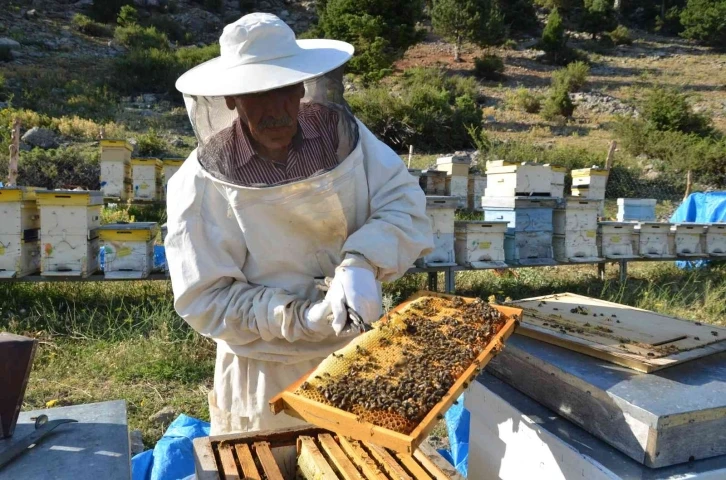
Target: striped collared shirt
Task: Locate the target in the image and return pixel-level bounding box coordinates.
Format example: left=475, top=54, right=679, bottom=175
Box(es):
left=216, top=102, right=341, bottom=187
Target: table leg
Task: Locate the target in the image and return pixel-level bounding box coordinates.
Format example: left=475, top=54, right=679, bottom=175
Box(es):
left=619, top=260, right=628, bottom=283
left=428, top=271, right=438, bottom=292
left=445, top=268, right=456, bottom=294
left=597, top=262, right=606, bottom=281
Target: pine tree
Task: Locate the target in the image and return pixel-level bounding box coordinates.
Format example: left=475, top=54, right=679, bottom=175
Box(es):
left=432, top=0, right=506, bottom=61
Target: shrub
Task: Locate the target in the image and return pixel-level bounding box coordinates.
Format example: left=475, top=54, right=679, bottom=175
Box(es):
left=552, top=61, right=590, bottom=92
left=432, top=0, right=506, bottom=61
left=474, top=54, right=505, bottom=80
left=346, top=68, right=483, bottom=151
left=497, top=0, right=538, bottom=34
left=102, top=206, right=135, bottom=225
left=72, top=14, right=113, bottom=37
left=541, top=86, right=575, bottom=120
left=580, top=0, right=618, bottom=39
left=540, top=9, right=571, bottom=64
left=114, top=24, right=169, bottom=50
left=148, top=15, right=193, bottom=44
left=680, top=0, right=726, bottom=48
left=90, top=0, right=132, bottom=23
left=117, top=5, right=138, bottom=28
left=16, top=146, right=100, bottom=190
left=137, top=129, right=168, bottom=156
left=655, top=6, right=684, bottom=35
left=608, top=25, right=633, bottom=45
left=204, top=0, right=223, bottom=12
left=0, top=74, right=6, bottom=101
left=505, top=87, right=542, bottom=113
left=640, top=86, right=712, bottom=136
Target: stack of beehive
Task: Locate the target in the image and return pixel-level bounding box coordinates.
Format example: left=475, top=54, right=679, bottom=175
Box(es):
left=37, top=190, right=103, bottom=277
left=481, top=161, right=557, bottom=266
left=434, top=153, right=470, bottom=209
left=553, top=198, right=603, bottom=263
left=132, top=158, right=163, bottom=201
left=99, top=140, right=133, bottom=200
left=571, top=167, right=608, bottom=217
left=415, top=165, right=457, bottom=267
left=0, top=187, right=41, bottom=278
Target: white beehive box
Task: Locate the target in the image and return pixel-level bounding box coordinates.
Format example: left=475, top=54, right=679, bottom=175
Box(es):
left=99, top=140, right=133, bottom=200
left=41, top=234, right=99, bottom=277
left=436, top=154, right=470, bottom=177
left=672, top=223, right=708, bottom=257
left=637, top=222, right=675, bottom=259
left=553, top=231, right=601, bottom=263
left=485, top=161, right=552, bottom=197
left=454, top=221, right=508, bottom=268
left=553, top=198, right=600, bottom=235
left=548, top=165, right=566, bottom=198
left=445, top=175, right=468, bottom=208
left=617, top=198, right=656, bottom=222
left=419, top=170, right=447, bottom=196
left=572, top=168, right=608, bottom=188
left=504, top=231, right=555, bottom=265
left=598, top=222, right=639, bottom=259
left=0, top=236, right=40, bottom=278
left=706, top=223, right=726, bottom=256
left=132, top=157, right=162, bottom=201
left=37, top=190, right=103, bottom=239
left=418, top=196, right=458, bottom=267
left=467, top=174, right=486, bottom=211
left=99, top=222, right=159, bottom=279
left=0, top=187, right=40, bottom=237
left=162, top=158, right=184, bottom=200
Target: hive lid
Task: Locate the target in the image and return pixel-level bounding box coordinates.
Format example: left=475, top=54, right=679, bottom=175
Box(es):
left=572, top=168, right=608, bottom=177
left=36, top=190, right=104, bottom=206
left=98, top=222, right=159, bottom=231
left=100, top=139, right=133, bottom=152
left=481, top=196, right=558, bottom=209
left=162, top=158, right=184, bottom=167
left=436, top=154, right=470, bottom=165
left=131, top=158, right=163, bottom=167
left=617, top=198, right=656, bottom=206
left=455, top=220, right=509, bottom=232
left=546, top=164, right=567, bottom=172
left=421, top=169, right=447, bottom=177
left=0, top=187, right=40, bottom=202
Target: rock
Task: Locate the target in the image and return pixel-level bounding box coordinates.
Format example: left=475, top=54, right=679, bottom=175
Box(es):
left=171, top=137, right=186, bottom=147
left=22, top=127, right=58, bottom=149
left=25, top=9, right=38, bottom=18
left=19, top=142, right=32, bottom=152
left=149, top=406, right=176, bottom=425
left=279, top=9, right=289, bottom=18
left=129, top=430, right=145, bottom=455
left=0, top=38, right=21, bottom=49
left=142, top=93, right=158, bottom=104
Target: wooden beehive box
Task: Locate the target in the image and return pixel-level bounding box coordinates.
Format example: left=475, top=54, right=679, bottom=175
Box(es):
left=672, top=223, right=708, bottom=257
left=443, top=176, right=467, bottom=209
left=467, top=173, right=486, bottom=211
left=484, top=161, right=552, bottom=197
left=0, top=237, right=40, bottom=279
left=418, top=196, right=458, bottom=267
left=617, top=198, right=656, bottom=222
left=270, top=292, right=520, bottom=454
left=162, top=158, right=184, bottom=200
left=553, top=198, right=599, bottom=235
left=100, top=140, right=133, bottom=200
left=131, top=158, right=162, bottom=201
left=637, top=222, right=675, bottom=258
left=598, top=221, right=639, bottom=259
left=194, top=425, right=464, bottom=480
left=571, top=168, right=608, bottom=190
left=36, top=190, right=103, bottom=239
left=419, top=170, right=447, bottom=196
left=553, top=231, right=601, bottom=263
left=548, top=165, right=566, bottom=198
left=454, top=220, right=508, bottom=268
left=0, top=188, right=41, bottom=278
left=98, top=222, right=159, bottom=279
left=706, top=223, right=726, bottom=256
left=0, top=333, right=37, bottom=438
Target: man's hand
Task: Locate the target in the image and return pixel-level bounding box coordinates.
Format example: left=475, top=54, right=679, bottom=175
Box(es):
left=304, top=299, right=336, bottom=338
left=326, top=266, right=381, bottom=334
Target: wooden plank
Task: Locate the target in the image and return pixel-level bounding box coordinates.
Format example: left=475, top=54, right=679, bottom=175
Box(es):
left=394, top=454, right=434, bottom=480
left=337, top=437, right=388, bottom=480
left=413, top=449, right=450, bottom=480
left=317, top=434, right=366, bottom=480
left=418, top=443, right=466, bottom=480
left=233, top=444, right=261, bottom=480
left=209, top=425, right=327, bottom=448
left=296, top=436, right=338, bottom=480
left=217, top=443, right=241, bottom=480
left=252, top=441, right=284, bottom=480
left=192, top=437, right=219, bottom=480
left=365, top=443, right=413, bottom=480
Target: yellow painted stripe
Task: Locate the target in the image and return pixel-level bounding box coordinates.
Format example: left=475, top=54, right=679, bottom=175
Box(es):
left=100, top=139, right=133, bottom=151
left=99, top=230, right=156, bottom=241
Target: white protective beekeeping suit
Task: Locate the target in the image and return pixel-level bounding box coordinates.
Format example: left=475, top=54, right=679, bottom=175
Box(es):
left=166, top=13, right=433, bottom=435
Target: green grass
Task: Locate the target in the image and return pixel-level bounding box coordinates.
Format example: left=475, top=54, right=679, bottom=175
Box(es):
left=2, top=261, right=725, bottom=448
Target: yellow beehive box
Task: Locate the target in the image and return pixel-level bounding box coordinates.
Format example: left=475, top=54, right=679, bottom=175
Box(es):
left=36, top=190, right=103, bottom=239
left=0, top=187, right=40, bottom=237
left=0, top=235, right=40, bottom=278
left=99, top=222, right=159, bottom=279
left=162, top=158, right=184, bottom=199
left=131, top=158, right=163, bottom=200
left=572, top=168, right=609, bottom=190
left=100, top=139, right=133, bottom=163
left=41, top=234, right=100, bottom=277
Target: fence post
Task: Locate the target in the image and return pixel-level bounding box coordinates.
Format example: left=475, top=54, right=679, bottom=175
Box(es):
left=8, top=118, right=20, bottom=186
left=683, top=170, right=693, bottom=201
left=408, top=145, right=414, bottom=169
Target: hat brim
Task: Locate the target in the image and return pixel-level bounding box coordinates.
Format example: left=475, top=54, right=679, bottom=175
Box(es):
left=175, top=39, right=354, bottom=97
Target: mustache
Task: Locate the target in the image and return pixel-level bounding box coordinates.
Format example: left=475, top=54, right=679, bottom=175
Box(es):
left=258, top=115, right=294, bottom=129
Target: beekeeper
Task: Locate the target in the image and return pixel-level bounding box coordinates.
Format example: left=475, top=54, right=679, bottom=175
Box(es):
left=165, top=13, right=433, bottom=435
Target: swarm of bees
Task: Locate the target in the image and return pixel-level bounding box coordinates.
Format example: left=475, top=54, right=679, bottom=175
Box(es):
left=294, top=296, right=507, bottom=434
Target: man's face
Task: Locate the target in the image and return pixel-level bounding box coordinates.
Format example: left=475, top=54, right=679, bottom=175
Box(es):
left=227, top=83, right=305, bottom=151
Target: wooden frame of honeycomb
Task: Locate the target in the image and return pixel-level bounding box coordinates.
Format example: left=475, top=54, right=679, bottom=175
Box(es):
left=270, top=291, right=521, bottom=454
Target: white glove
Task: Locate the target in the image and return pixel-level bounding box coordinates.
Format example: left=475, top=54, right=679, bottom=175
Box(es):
left=304, top=299, right=335, bottom=338
left=326, top=266, right=381, bottom=335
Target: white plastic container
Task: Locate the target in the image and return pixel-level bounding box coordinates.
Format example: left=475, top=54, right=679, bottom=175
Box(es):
left=637, top=222, right=675, bottom=258
left=162, top=158, right=184, bottom=200
left=617, top=198, right=656, bottom=222
left=485, top=161, right=552, bottom=197
left=553, top=198, right=600, bottom=235
left=672, top=223, right=708, bottom=257
left=706, top=223, right=726, bottom=256
left=598, top=222, right=639, bottom=259
left=467, top=174, right=486, bottom=211
left=99, top=140, right=133, bottom=200
left=418, top=196, right=458, bottom=267
left=454, top=221, right=508, bottom=268
left=132, top=157, right=162, bottom=201
left=553, top=231, right=601, bottom=263
left=549, top=165, right=566, bottom=198
left=99, top=222, right=159, bottom=279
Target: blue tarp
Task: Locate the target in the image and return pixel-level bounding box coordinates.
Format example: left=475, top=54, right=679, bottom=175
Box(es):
left=437, top=394, right=469, bottom=477
left=131, top=415, right=210, bottom=480
left=670, top=192, right=726, bottom=268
